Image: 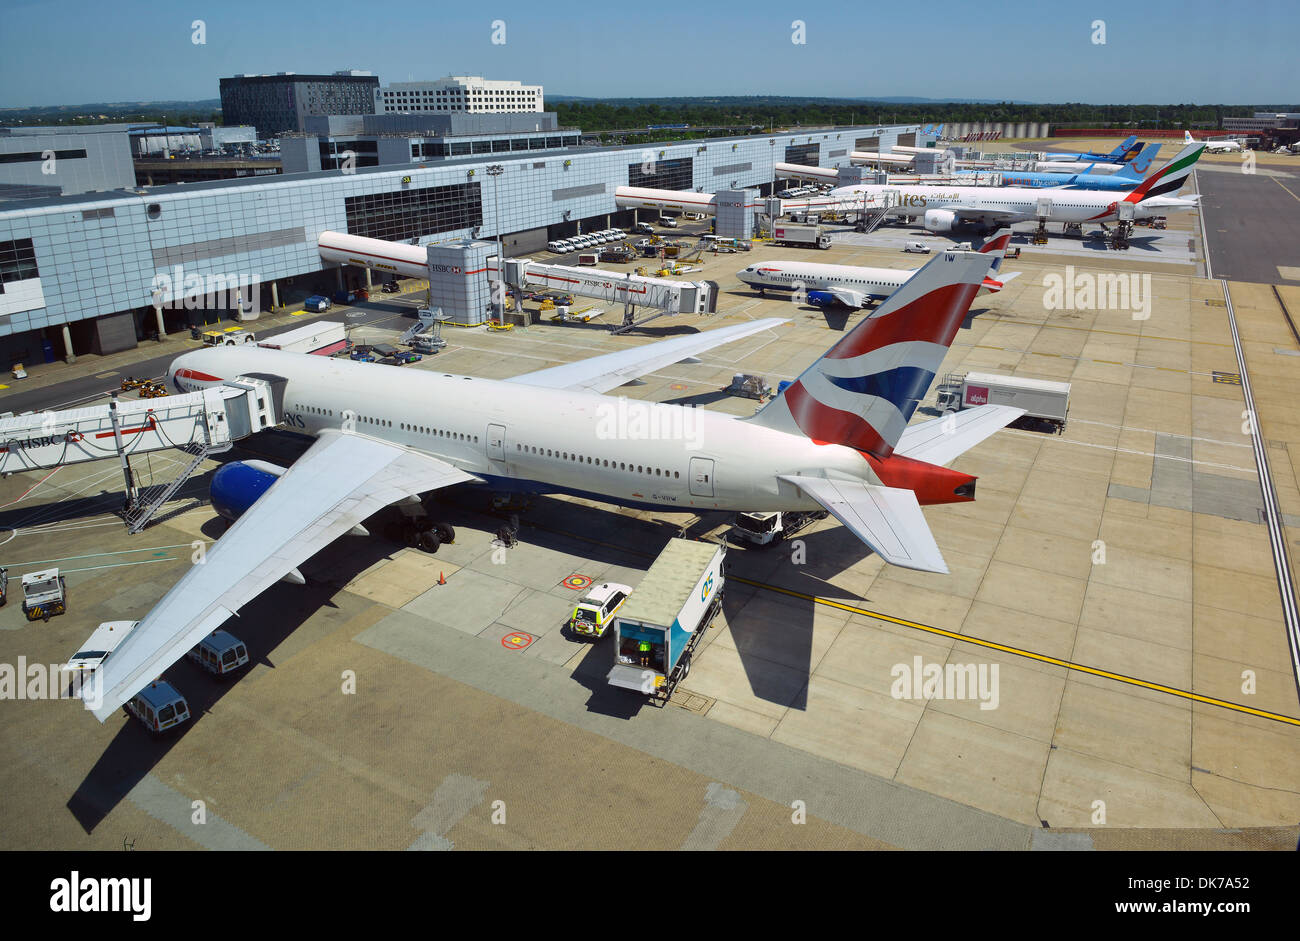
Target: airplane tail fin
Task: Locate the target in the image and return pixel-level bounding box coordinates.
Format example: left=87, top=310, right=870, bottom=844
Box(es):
left=1125, top=141, right=1206, bottom=202
left=1114, top=143, right=1161, bottom=179
left=743, top=251, right=995, bottom=460
left=1108, top=134, right=1138, bottom=159
left=977, top=227, right=1013, bottom=274
left=1185, top=130, right=1195, bottom=145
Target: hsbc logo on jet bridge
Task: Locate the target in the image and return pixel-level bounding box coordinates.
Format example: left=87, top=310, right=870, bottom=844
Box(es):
left=429, top=264, right=463, bottom=275
left=966, top=385, right=989, bottom=405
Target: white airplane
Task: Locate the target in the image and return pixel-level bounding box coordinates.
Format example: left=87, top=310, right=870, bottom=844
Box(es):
left=81, top=251, right=1024, bottom=721
left=737, top=229, right=1020, bottom=308
left=1186, top=130, right=1242, bottom=153
left=814, top=141, right=1205, bottom=233
left=1032, top=158, right=1126, bottom=175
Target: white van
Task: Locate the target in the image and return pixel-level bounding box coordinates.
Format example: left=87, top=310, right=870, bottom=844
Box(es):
left=127, top=681, right=190, bottom=734
left=659, top=216, right=678, bottom=228
left=903, top=242, right=931, bottom=254
left=63, top=620, right=138, bottom=696
left=634, top=222, right=655, bottom=234
left=186, top=629, right=250, bottom=676
left=547, top=240, right=566, bottom=253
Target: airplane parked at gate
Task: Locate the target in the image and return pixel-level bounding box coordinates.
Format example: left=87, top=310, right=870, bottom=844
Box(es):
left=737, top=229, right=1019, bottom=308
left=82, top=251, right=1022, bottom=721
left=972, top=143, right=1162, bottom=191
left=1186, top=129, right=1243, bottom=153
left=817, top=142, right=1205, bottom=233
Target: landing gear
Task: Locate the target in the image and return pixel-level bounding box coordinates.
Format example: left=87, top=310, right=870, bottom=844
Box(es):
left=389, top=503, right=456, bottom=554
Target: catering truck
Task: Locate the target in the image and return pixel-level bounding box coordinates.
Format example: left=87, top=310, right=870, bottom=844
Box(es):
left=935, top=371, right=1071, bottom=433
left=771, top=223, right=831, bottom=249
left=256, top=321, right=348, bottom=356
left=607, top=539, right=725, bottom=703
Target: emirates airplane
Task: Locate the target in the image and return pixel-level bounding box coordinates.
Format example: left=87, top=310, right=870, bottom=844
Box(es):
left=83, top=251, right=1022, bottom=721
left=737, top=229, right=1018, bottom=308
left=815, top=141, right=1205, bottom=233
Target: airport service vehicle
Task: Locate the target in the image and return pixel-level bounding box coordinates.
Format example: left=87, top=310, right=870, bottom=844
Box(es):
left=547, top=240, right=566, bottom=253
left=257, top=321, right=347, bottom=356
left=634, top=222, right=655, bottom=234
left=819, top=142, right=1206, bottom=233
left=731, top=509, right=828, bottom=547
left=936, top=372, right=1070, bottom=432
left=84, top=250, right=1027, bottom=723
left=1186, top=130, right=1242, bottom=154
left=606, top=539, right=724, bottom=700
left=186, top=629, right=249, bottom=676
left=724, top=373, right=771, bottom=400
left=303, top=295, right=332, bottom=313
left=659, top=215, right=678, bottom=227
left=904, top=242, right=931, bottom=253
left=578, top=252, right=600, bottom=266
left=63, top=621, right=139, bottom=694
left=568, top=581, right=633, bottom=639
left=202, top=328, right=257, bottom=347
left=22, top=569, right=66, bottom=622
left=772, top=223, right=831, bottom=249
left=738, top=229, right=1015, bottom=308
left=126, top=681, right=190, bottom=734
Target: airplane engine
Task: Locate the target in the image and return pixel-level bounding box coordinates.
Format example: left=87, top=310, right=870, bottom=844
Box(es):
left=923, top=209, right=959, bottom=233
left=806, top=290, right=838, bottom=308
left=210, top=460, right=286, bottom=522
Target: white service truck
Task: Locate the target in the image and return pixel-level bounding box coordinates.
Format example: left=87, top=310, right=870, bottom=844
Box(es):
left=256, top=321, right=348, bottom=356
left=21, top=568, right=66, bottom=622
left=607, top=539, right=725, bottom=703
left=936, top=371, right=1071, bottom=433
left=731, top=510, right=828, bottom=547
left=772, top=223, right=831, bottom=249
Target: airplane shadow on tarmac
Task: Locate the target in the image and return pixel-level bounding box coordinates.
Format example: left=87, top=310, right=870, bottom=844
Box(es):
left=65, top=510, right=413, bottom=835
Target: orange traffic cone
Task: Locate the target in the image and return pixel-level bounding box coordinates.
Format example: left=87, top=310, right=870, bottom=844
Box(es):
left=438, top=571, right=446, bottom=586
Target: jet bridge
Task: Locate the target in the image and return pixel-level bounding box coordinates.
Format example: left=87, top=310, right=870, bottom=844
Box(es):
left=498, top=258, right=719, bottom=334
left=0, top=377, right=280, bottom=532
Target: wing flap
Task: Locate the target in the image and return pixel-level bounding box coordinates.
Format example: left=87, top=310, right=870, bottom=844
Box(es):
left=85, top=431, right=476, bottom=721
left=779, top=474, right=948, bottom=573
left=895, top=405, right=1025, bottom=467
left=505, top=318, right=787, bottom=393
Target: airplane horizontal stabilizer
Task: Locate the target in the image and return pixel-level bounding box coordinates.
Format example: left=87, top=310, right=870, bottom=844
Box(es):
left=779, top=474, right=949, bottom=573
left=894, top=404, right=1025, bottom=467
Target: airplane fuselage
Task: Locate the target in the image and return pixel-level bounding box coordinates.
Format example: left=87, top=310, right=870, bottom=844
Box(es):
left=171, top=347, right=905, bottom=514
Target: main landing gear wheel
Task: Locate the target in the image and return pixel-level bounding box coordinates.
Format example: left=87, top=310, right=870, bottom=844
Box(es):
left=417, top=530, right=441, bottom=553
left=434, top=522, right=455, bottom=545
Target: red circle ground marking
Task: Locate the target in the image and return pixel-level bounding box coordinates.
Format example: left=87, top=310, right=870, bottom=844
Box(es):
left=501, top=632, right=534, bottom=650
left=562, top=574, right=593, bottom=590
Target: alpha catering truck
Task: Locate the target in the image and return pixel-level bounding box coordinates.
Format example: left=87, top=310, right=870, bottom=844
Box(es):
left=771, top=223, right=831, bottom=249
left=936, top=371, right=1071, bottom=432
left=607, top=539, right=725, bottom=702
left=256, top=321, right=348, bottom=356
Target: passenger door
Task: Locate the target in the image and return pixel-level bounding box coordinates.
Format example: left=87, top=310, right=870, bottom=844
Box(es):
left=486, top=423, right=506, bottom=463
left=689, top=458, right=714, bottom=498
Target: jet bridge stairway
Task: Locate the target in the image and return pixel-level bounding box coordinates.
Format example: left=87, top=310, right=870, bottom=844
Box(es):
left=124, top=440, right=227, bottom=533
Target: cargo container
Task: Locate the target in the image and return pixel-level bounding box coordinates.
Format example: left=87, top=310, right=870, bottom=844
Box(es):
left=607, top=539, right=725, bottom=702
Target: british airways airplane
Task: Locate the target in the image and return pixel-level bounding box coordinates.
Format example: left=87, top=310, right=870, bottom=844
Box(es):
left=737, top=229, right=1019, bottom=308
left=83, top=251, right=1024, bottom=721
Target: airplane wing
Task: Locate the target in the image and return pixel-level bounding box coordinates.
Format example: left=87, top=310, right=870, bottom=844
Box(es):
left=779, top=474, right=949, bottom=574
left=895, top=404, right=1026, bottom=467
left=84, top=430, right=477, bottom=721
left=504, top=317, right=787, bottom=394
left=825, top=286, right=872, bottom=307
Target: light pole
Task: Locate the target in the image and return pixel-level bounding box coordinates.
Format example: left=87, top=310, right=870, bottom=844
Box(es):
left=485, top=164, right=509, bottom=326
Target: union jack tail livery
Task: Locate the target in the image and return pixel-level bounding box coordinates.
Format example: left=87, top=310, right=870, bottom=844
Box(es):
left=745, top=251, right=997, bottom=459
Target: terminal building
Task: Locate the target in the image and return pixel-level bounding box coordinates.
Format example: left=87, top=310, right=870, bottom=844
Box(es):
left=376, top=76, right=544, bottom=115
left=0, top=123, right=925, bottom=365
left=0, top=125, right=136, bottom=202
left=219, top=71, right=380, bottom=138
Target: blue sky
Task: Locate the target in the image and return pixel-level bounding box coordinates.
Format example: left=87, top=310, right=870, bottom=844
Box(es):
left=0, top=0, right=1296, bottom=108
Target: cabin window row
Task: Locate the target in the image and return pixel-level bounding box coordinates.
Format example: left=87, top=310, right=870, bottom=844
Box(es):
left=515, top=443, right=680, bottom=479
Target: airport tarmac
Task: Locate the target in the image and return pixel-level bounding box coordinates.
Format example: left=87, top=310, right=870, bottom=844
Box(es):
left=0, top=187, right=1297, bottom=850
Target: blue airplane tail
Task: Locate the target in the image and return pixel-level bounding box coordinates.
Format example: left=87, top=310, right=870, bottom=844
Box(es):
left=1113, top=143, right=1161, bottom=179
left=1106, top=135, right=1138, bottom=159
